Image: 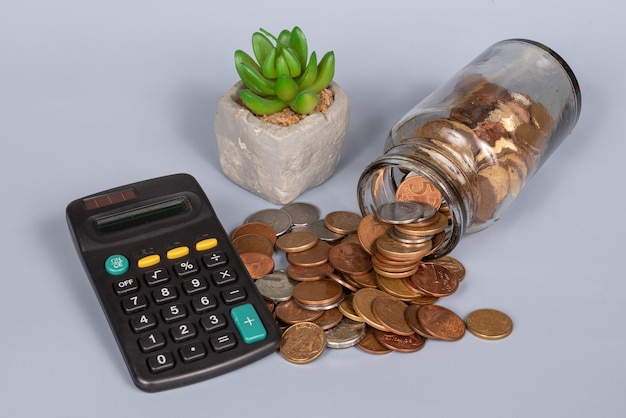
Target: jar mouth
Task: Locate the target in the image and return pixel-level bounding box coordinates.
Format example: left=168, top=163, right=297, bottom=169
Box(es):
left=358, top=142, right=472, bottom=258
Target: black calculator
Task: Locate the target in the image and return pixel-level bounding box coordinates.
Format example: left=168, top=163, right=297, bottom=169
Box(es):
left=66, top=173, right=281, bottom=392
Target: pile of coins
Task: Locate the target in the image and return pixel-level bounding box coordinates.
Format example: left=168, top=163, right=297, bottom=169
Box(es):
left=230, top=200, right=513, bottom=364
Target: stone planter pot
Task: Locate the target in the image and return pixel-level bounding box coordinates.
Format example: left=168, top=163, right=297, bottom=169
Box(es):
left=214, top=81, right=350, bottom=205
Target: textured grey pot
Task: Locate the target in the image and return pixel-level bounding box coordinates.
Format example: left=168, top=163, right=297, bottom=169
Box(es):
left=215, top=82, right=350, bottom=205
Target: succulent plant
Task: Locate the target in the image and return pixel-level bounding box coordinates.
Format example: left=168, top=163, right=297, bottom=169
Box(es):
left=234, top=26, right=335, bottom=116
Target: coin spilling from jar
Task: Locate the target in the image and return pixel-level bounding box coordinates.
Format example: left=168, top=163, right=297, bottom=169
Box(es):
left=232, top=200, right=512, bottom=364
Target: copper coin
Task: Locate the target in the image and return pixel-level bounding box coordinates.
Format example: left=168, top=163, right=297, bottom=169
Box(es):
left=274, top=299, right=323, bottom=324
left=286, top=241, right=332, bottom=267
left=376, top=232, right=432, bottom=261
left=357, top=214, right=391, bottom=255
left=404, top=304, right=437, bottom=339
left=465, top=308, right=513, bottom=340
left=311, top=307, right=344, bottom=330
left=410, top=262, right=459, bottom=297
left=393, top=212, right=449, bottom=237
left=286, top=263, right=334, bottom=282
left=396, top=175, right=442, bottom=209
left=341, top=234, right=362, bottom=246
left=432, top=255, right=466, bottom=282
left=352, top=288, right=391, bottom=332
left=357, top=327, right=392, bottom=354
left=276, top=230, right=318, bottom=253
left=371, top=296, right=414, bottom=336
left=376, top=274, right=422, bottom=301
left=327, top=272, right=359, bottom=293
left=373, top=329, right=426, bottom=353
left=280, top=322, right=327, bottom=364
left=328, top=242, right=373, bottom=276
left=292, top=279, right=344, bottom=307
left=349, top=270, right=378, bottom=289
left=231, top=221, right=278, bottom=246
left=417, top=304, right=466, bottom=341
left=232, top=233, right=275, bottom=257
left=324, top=211, right=363, bottom=235
left=239, top=252, right=275, bottom=279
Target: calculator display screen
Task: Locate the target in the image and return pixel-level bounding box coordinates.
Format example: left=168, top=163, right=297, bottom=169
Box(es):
left=95, top=196, right=191, bottom=233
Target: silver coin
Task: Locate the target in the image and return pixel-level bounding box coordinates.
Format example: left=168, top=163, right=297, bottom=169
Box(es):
left=325, top=318, right=366, bottom=349
left=245, top=208, right=292, bottom=236
left=281, top=202, right=321, bottom=227
left=376, top=201, right=424, bottom=224
left=304, top=219, right=345, bottom=242
left=255, top=271, right=294, bottom=302
left=413, top=202, right=438, bottom=222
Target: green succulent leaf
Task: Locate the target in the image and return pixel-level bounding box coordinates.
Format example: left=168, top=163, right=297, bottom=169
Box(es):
left=282, top=47, right=302, bottom=77
left=237, top=62, right=276, bottom=96
left=261, top=48, right=278, bottom=79
left=251, top=32, right=274, bottom=66
left=277, top=29, right=291, bottom=47
left=307, top=51, right=335, bottom=93
left=240, top=89, right=288, bottom=115
left=275, top=75, right=299, bottom=102
left=289, top=26, right=308, bottom=67
left=290, top=91, right=318, bottom=115
left=296, top=51, right=317, bottom=90
left=275, top=54, right=290, bottom=76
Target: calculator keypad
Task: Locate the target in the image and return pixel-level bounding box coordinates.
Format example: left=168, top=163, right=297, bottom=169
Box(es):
left=113, top=241, right=271, bottom=376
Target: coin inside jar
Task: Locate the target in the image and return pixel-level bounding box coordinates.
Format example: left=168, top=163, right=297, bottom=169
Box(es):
left=375, top=201, right=424, bottom=224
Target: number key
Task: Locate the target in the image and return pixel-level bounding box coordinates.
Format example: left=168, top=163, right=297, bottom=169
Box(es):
left=182, top=276, right=208, bottom=295
left=153, top=285, right=178, bottom=304
left=138, top=332, right=166, bottom=353
left=122, top=294, right=149, bottom=314
left=147, top=352, right=175, bottom=373
left=161, top=303, right=188, bottom=323
left=170, top=322, right=197, bottom=343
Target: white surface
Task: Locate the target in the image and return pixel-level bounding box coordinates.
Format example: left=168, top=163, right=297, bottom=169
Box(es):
left=1, top=1, right=624, bottom=417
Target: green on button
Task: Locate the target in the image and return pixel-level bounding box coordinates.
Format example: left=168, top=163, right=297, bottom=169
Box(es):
left=105, top=254, right=129, bottom=276
left=231, top=304, right=267, bottom=344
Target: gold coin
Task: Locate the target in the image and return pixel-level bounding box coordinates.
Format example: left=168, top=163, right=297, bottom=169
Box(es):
left=465, top=308, right=513, bottom=340
left=393, top=212, right=449, bottom=237
left=376, top=273, right=422, bottom=300
left=396, top=175, right=442, bottom=209
left=338, top=294, right=364, bottom=322
left=352, top=288, right=390, bottom=332
left=324, top=211, right=363, bottom=235
left=376, top=232, right=431, bottom=261
left=371, top=296, right=414, bottom=336
left=275, top=230, right=318, bottom=253
left=280, top=322, right=327, bottom=364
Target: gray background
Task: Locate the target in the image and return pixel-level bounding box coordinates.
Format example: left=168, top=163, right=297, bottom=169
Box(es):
left=1, top=1, right=623, bottom=417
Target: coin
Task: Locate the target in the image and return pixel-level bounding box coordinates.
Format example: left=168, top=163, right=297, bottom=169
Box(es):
left=375, top=201, right=424, bottom=224
left=357, top=327, right=392, bottom=354
left=239, top=252, right=275, bottom=279
left=275, top=230, right=318, bottom=253
left=328, top=243, right=373, bottom=276
left=410, top=262, right=459, bottom=297
left=281, top=202, right=321, bottom=226
left=396, top=175, right=442, bottom=209
left=376, top=273, right=422, bottom=300
left=376, top=232, right=432, bottom=261
left=357, top=213, right=391, bottom=255
left=232, top=233, right=275, bottom=257
left=349, top=270, right=378, bottom=289
left=371, top=296, right=414, bottom=336
left=231, top=221, right=278, bottom=246
left=304, top=219, right=346, bottom=242
left=432, top=255, right=466, bottom=282
left=352, top=288, right=391, bottom=332
left=325, top=318, right=366, bottom=349
left=280, top=322, right=327, bottom=364
left=286, top=241, right=332, bottom=267
left=417, top=304, right=466, bottom=341
left=286, top=263, right=334, bottom=282
left=292, top=279, right=344, bottom=308
left=338, top=294, right=364, bottom=322
left=311, top=307, right=344, bottom=330
left=404, top=304, right=437, bottom=339
left=324, top=211, right=363, bottom=235
left=373, top=329, right=426, bottom=353
left=327, top=271, right=359, bottom=293
left=465, top=308, right=513, bottom=340
left=246, top=208, right=292, bottom=236
left=255, top=271, right=294, bottom=302
left=393, top=212, right=449, bottom=237
left=274, top=299, right=323, bottom=324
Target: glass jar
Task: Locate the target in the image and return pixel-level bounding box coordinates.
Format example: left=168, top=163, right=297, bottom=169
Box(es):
left=357, top=39, right=581, bottom=258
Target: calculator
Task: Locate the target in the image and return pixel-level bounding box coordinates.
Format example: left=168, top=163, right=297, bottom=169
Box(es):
left=66, top=173, right=281, bottom=392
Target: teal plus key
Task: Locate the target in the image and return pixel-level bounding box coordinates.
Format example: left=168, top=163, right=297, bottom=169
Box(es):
left=231, top=304, right=267, bottom=344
